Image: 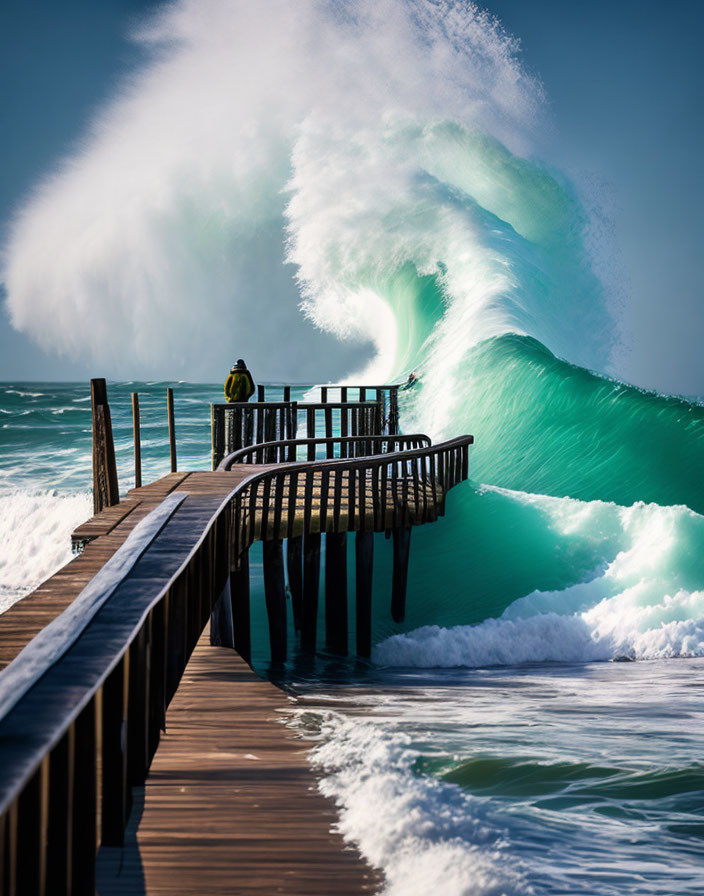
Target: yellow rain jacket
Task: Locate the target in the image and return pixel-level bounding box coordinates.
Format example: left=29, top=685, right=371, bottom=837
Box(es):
left=224, top=368, right=255, bottom=402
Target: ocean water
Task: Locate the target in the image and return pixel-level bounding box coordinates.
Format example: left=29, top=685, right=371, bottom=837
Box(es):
left=2, top=373, right=703, bottom=894
left=2, top=0, right=704, bottom=892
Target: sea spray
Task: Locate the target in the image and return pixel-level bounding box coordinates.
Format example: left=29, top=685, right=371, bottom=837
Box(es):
left=301, top=711, right=532, bottom=896
left=2, top=0, right=604, bottom=385
left=0, top=490, right=91, bottom=612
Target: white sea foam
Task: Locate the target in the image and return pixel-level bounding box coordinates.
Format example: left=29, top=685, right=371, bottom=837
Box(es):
left=376, top=490, right=704, bottom=667
left=2, top=0, right=612, bottom=389
left=304, top=712, right=531, bottom=896
left=0, top=490, right=92, bottom=613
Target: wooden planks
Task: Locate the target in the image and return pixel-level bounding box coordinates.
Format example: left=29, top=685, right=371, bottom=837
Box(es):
left=96, top=633, right=381, bottom=895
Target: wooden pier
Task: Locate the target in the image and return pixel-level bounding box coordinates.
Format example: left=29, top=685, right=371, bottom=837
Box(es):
left=0, top=380, right=471, bottom=895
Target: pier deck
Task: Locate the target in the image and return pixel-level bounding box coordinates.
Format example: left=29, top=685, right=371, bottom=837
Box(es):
left=0, top=400, right=471, bottom=894
left=97, top=631, right=379, bottom=895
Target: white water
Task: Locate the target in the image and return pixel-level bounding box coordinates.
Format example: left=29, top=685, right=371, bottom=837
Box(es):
left=306, top=712, right=531, bottom=896
left=0, top=490, right=91, bottom=612
left=2, top=0, right=613, bottom=389
left=377, top=488, right=704, bottom=667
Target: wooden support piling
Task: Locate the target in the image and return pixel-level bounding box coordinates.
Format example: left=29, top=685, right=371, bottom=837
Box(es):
left=325, top=532, right=348, bottom=655
left=302, top=532, right=321, bottom=654
left=231, top=552, right=251, bottom=664
left=131, top=392, right=142, bottom=489
left=286, top=536, right=303, bottom=633
left=355, top=531, right=374, bottom=658
left=391, top=528, right=411, bottom=623
left=263, top=540, right=287, bottom=664
left=167, top=388, right=177, bottom=473
left=90, top=378, right=119, bottom=515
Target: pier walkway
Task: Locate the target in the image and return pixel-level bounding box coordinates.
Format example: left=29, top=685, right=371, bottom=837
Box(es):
left=97, top=632, right=379, bottom=895
left=0, top=382, right=471, bottom=895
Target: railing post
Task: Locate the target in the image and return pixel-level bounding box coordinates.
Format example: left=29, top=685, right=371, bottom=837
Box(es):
left=355, top=531, right=374, bottom=658
left=72, top=704, right=97, bottom=895
left=90, top=378, right=119, bottom=514
left=16, top=757, right=49, bottom=896
left=131, top=392, right=142, bottom=489
left=127, top=626, right=150, bottom=785
left=167, top=387, right=177, bottom=473
left=47, top=727, right=74, bottom=895
left=148, top=604, right=166, bottom=762
left=389, top=386, right=400, bottom=435
left=101, top=656, right=129, bottom=847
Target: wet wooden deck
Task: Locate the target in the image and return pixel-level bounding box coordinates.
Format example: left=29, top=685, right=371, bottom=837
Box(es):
left=96, top=632, right=380, bottom=895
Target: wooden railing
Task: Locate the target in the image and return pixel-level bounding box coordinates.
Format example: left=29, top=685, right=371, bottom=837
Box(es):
left=211, top=401, right=297, bottom=469
left=254, top=384, right=400, bottom=435
left=0, top=490, right=232, bottom=892
left=228, top=435, right=470, bottom=550
left=219, top=435, right=472, bottom=662
left=218, top=434, right=431, bottom=465
left=211, top=400, right=389, bottom=468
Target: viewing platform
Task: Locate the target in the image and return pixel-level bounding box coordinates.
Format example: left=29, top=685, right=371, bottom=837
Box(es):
left=0, top=379, right=472, bottom=894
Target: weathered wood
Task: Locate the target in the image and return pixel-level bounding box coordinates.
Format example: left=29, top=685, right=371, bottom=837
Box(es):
left=131, top=392, right=142, bottom=489
left=91, top=378, right=119, bottom=515
left=262, top=540, right=287, bottom=665
left=96, top=633, right=380, bottom=894
left=127, top=626, right=149, bottom=786
left=325, top=532, right=348, bottom=655
left=167, top=388, right=177, bottom=473
left=391, top=527, right=412, bottom=623
left=302, top=532, right=321, bottom=654
left=355, top=531, right=374, bottom=658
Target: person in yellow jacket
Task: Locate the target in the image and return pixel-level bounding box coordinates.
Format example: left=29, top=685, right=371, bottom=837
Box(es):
left=224, top=359, right=255, bottom=402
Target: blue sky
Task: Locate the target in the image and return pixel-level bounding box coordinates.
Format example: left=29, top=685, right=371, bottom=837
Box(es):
left=1, top=0, right=702, bottom=394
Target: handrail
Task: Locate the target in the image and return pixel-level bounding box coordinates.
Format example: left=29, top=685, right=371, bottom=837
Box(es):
left=228, top=435, right=473, bottom=552
left=218, top=433, right=432, bottom=468
left=0, top=434, right=471, bottom=885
